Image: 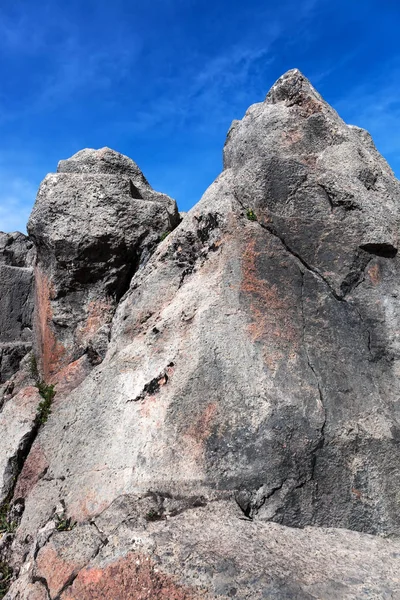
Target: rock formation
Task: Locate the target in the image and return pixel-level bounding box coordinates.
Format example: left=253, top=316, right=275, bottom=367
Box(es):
left=28, top=147, right=180, bottom=380
left=1, top=70, right=400, bottom=599
left=0, top=233, right=34, bottom=385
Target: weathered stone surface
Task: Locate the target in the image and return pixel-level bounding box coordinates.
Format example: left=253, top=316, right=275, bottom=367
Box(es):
left=0, top=232, right=34, bottom=269
left=5, top=70, right=400, bottom=597
left=34, top=524, right=102, bottom=598
left=27, top=147, right=180, bottom=380
left=0, top=385, right=41, bottom=504
left=0, top=233, right=34, bottom=383
left=8, top=501, right=400, bottom=599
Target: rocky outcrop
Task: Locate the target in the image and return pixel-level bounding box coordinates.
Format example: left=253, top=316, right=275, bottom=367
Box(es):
left=2, top=71, right=400, bottom=598
left=0, top=232, right=34, bottom=384
left=27, top=147, right=180, bottom=380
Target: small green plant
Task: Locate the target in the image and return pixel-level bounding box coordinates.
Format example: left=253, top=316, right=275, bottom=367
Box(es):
left=55, top=514, right=76, bottom=532
left=0, top=562, right=12, bottom=599
left=0, top=499, right=16, bottom=535
left=246, top=209, right=257, bottom=222
left=30, top=353, right=56, bottom=425
left=0, top=514, right=16, bottom=535
left=35, top=383, right=56, bottom=425
left=159, top=231, right=170, bottom=242
left=145, top=508, right=162, bottom=522
left=29, top=352, right=40, bottom=381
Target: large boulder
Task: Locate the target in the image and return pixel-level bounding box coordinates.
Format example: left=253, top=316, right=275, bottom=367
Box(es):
left=0, top=232, right=34, bottom=384
left=27, top=147, right=180, bottom=380
left=5, top=71, right=400, bottom=598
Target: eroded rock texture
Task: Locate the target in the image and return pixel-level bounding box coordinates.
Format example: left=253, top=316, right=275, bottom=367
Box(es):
left=0, top=233, right=34, bottom=384
left=2, top=70, right=400, bottom=598
left=28, top=147, right=180, bottom=379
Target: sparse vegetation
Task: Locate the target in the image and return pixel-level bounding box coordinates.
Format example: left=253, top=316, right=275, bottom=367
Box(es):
left=0, top=562, right=12, bottom=599
left=0, top=494, right=17, bottom=536
left=29, top=352, right=40, bottom=381
left=55, top=514, right=76, bottom=532
left=246, top=209, right=257, bottom=221
left=29, top=353, right=56, bottom=425
left=35, top=382, right=56, bottom=425
left=145, top=508, right=162, bottom=522
left=0, top=508, right=16, bottom=535
left=160, top=231, right=170, bottom=242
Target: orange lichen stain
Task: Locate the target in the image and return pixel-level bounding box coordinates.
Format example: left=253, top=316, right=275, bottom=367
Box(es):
left=295, top=95, right=323, bottom=117
left=34, top=267, right=66, bottom=380
left=50, top=355, right=91, bottom=397
left=5, top=386, right=41, bottom=413
left=69, top=490, right=110, bottom=523
left=13, top=442, right=48, bottom=500
left=187, top=403, right=218, bottom=444
left=76, top=298, right=113, bottom=347
left=35, top=543, right=79, bottom=598
left=241, top=237, right=297, bottom=347
left=282, top=128, right=303, bottom=146
left=367, top=263, right=381, bottom=285
left=181, top=403, right=218, bottom=467
left=60, top=552, right=202, bottom=600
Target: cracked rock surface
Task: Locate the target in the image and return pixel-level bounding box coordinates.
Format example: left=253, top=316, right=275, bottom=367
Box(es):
left=27, top=147, right=180, bottom=380
left=3, top=70, right=400, bottom=598
left=0, top=232, right=34, bottom=383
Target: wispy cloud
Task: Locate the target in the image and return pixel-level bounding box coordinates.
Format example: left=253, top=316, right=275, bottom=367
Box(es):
left=0, top=3, right=142, bottom=123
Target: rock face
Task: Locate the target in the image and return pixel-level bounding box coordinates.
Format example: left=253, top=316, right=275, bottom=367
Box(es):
left=2, top=70, right=400, bottom=598
left=0, top=232, right=34, bottom=384
left=27, top=147, right=180, bottom=379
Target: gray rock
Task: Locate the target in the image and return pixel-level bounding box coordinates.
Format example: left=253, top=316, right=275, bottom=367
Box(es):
left=5, top=70, right=400, bottom=598
left=0, top=233, right=34, bottom=383
left=0, top=385, right=41, bottom=504
left=0, top=232, right=34, bottom=269
left=27, top=147, right=180, bottom=380
left=8, top=501, right=400, bottom=599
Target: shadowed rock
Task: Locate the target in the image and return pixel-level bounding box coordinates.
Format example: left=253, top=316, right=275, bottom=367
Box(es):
left=4, top=71, right=400, bottom=598
left=27, top=147, right=180, bottom=380
left=0, top=232, right=34, bottom=383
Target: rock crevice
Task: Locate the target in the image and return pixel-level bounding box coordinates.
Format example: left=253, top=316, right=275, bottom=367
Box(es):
left=2, top=70, right=400, bottom=598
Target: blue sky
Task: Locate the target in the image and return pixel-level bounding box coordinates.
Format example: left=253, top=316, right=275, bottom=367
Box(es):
left=0, top=0, right=399, bottom=233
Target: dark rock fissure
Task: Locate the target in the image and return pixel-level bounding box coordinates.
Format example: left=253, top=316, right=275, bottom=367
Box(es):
left=3, top=72, right=400, bottom=597
left=359, top=242, right=398, bottom=259
left=129, top=363, right=174, bottom=403
left=31, top=575, right=51, bottom=599
left=258, top=220, right=354, bottom=301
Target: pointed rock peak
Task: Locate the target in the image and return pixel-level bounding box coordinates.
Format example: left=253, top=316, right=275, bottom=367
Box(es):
left=265, top=68, right=323, bottom=108
left=57, top=147, right=147, bottom=180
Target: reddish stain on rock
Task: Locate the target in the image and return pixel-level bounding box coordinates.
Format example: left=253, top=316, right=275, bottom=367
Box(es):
left=76, top=298, right=113, bottom=347
left=368, top=263, right=381, bottom=285
left=293, top=93, right=323, bottom=118
left=60, top=552, right=201, bottom=600
left=187, top=403, right=218, bottom=444
left=35, top=542, right=81, bottom=598
left=34, top=267, right=66, bottom=380
left=241, top=237, right=296, bottom=343
left=8, top=386, right=42, bottom=413
left=69, top=490, right=110, bottom=523
left=282, top=128, right=303, bottom=147
left=13, top=441, right=48, bottom=500
left=50, top=354, right=92, bottom=399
